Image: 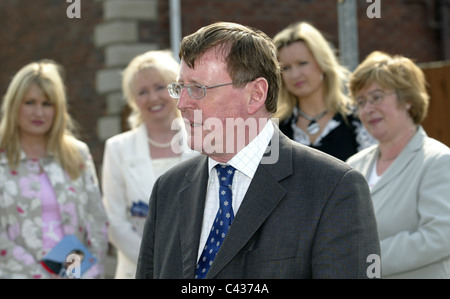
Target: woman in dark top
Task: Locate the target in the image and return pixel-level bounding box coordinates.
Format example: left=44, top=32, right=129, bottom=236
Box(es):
left=273, top=22, right=375, bottom=160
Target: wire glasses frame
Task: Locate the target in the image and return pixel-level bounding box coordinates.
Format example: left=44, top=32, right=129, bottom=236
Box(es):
left=167, top=82, right=237, bottom=100
left=355, top=90, right=397, bottom=110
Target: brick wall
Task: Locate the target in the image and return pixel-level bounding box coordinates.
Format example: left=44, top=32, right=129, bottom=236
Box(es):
left=179, top=0, right=445, bottom=63
left=0, top=0, right=105, bottom=170
left=356, top=0, right=443, bottom=62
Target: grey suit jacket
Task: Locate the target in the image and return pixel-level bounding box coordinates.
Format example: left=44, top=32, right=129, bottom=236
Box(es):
left=347, top=126, right=450, bottom=278
left=136, top=128, right=380, bottom=279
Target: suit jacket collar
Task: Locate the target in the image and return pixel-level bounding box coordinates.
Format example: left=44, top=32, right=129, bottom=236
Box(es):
left=177, top=127, right=293, bottom=278
left=139, top=124, right=152, bottom=154
left=124, top=125, right=155, bottom=197
left=128, top=123, right=197, bottom=198
left=371, top=125, right=425, bottom=194
left=208, top=129, right=292, bottom=278
left=178, top=155, right=209, bottom=278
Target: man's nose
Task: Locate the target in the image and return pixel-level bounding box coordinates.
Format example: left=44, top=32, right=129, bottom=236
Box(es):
left=176, top=88, right=195, bottom=111
left=34, top=104, right=44, bottom=115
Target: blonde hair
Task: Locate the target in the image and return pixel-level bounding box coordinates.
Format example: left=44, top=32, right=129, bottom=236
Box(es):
left=122, top=50, right=180, bottom=129
left=273, top=22, right=352, bottom=121
left=0, top=59, right=84, bottom=180
left=349, top=51, right=429, bottom=125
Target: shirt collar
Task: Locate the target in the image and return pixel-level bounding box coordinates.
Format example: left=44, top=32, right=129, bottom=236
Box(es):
left=208, top=120, right=274, bottom=179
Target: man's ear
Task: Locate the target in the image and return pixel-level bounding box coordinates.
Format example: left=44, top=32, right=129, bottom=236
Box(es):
left=247, top=77, right=268, bottom=115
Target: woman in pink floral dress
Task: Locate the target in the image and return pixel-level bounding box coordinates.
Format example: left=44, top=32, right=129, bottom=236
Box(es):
left=0, top=60, right=108, bottom=278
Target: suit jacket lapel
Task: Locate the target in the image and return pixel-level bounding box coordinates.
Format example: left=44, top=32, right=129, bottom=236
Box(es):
left=356, top=148, right=378, bottom=179
left=126, top=125, right=156, bottom=197
left=178, top=156, right=209, bottom=279
left=372, top=126, right=424, bottom=194
left=206, top=129, right=292, bottom=278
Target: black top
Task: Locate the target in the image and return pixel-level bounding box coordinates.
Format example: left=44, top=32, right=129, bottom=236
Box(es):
left=278, top=109, right=375, bottom=161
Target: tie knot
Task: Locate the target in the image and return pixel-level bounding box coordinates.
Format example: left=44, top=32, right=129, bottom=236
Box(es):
left=215, top=164, right=235, bottom=188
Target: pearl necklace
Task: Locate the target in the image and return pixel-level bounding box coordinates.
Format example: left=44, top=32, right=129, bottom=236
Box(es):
left=297, top=108, right=328, bottom=135
left=147, top=137, right=172, bottom=148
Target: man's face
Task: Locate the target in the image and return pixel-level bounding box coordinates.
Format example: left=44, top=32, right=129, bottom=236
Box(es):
left=177, top=47, right=251, bottom=159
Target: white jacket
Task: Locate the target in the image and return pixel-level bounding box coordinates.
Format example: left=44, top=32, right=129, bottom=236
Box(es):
left=347, top=126, right=450, bottom=278
left=101, top=121, right=197, bottom=278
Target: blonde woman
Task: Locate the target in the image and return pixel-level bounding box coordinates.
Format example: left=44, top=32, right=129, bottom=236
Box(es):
left=273, top=22, right=375, bottom=160
left=101, top=50, right=197, bottom=279
left=347, top=51, right=450, bottom=278
left=0, top=60, right=108, bottom=278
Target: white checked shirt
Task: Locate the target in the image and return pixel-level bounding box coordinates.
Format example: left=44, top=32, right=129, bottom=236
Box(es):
left=196, top=120, right=275, bottom=261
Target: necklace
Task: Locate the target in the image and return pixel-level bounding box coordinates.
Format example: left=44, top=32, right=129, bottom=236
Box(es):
left=147, top=137, right=172, bottom=148
left=297, top=108, right=328, bottom=135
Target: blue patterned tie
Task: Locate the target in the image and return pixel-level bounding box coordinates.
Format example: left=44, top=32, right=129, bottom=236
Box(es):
left=195, top=164, right=235, bottom=279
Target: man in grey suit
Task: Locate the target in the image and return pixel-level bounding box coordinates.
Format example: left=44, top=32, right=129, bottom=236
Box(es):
left=135, top=22, right=380, bottom=279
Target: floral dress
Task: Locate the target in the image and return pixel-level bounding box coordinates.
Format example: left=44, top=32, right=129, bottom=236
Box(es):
left=0, top=140, right=108, bottom=278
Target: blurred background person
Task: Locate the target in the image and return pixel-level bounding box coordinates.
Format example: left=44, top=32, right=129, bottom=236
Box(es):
left=273, top=22, right=375, bottom=161
left=346, top=51, right=450, bottom=278
left=101, top=50, right=197, bottom=279
left=0, top=60, right=108, bottom=279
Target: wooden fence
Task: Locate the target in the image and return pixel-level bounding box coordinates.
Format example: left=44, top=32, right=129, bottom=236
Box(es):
left=421, top=61, right=450, bottom=147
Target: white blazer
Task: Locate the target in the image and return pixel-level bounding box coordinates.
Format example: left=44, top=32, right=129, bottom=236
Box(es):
left=346, top=126, right=450, bottom=278
left=101, top=121, right=198, bottom=278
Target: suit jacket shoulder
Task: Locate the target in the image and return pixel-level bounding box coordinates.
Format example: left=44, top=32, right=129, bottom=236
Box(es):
left=137, top=128, right=380, bottom=279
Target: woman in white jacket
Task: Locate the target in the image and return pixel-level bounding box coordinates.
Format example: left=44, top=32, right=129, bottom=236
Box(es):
left=346, top=51, right=450, bottom=278
left=101, top=50, right=197, bottom=278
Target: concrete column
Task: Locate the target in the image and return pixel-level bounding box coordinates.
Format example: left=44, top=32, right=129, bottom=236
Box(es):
left=337, top=0, right=359, bottom=71
left=94, top=0, right=158, bottom=141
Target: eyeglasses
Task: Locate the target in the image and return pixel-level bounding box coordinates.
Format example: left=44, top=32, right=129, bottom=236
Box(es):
left=167, top=82, right=237, bottom=100
left=355, top=90, right=397, bottom=110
